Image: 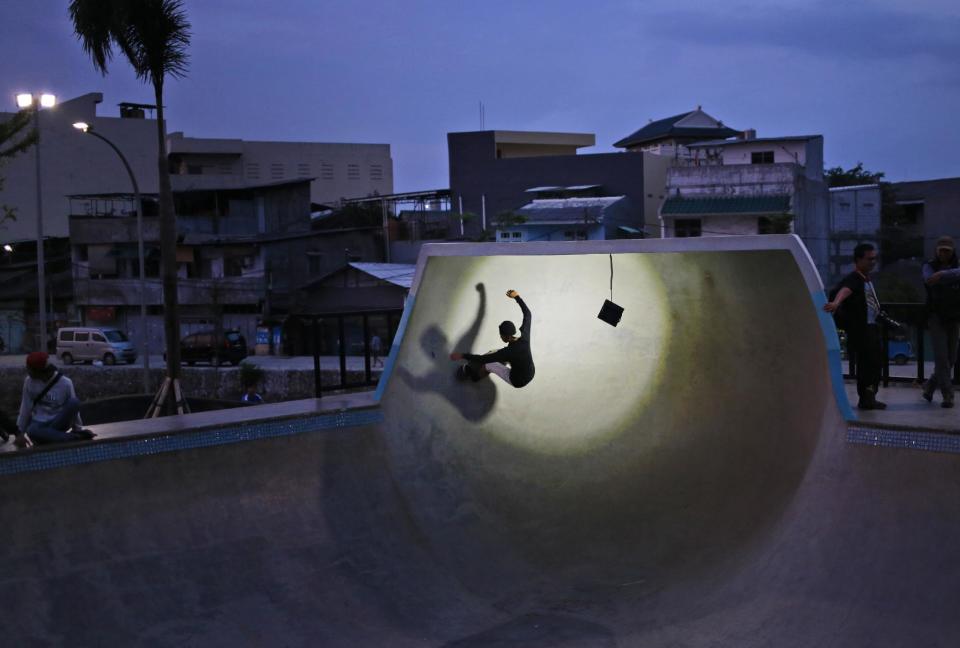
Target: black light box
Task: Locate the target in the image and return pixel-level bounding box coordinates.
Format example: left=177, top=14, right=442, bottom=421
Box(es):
left=598, top=299, right=624, bottom=327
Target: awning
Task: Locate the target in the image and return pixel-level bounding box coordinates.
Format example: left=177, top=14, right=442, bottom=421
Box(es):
left=661, top=195, right=791, bottom=215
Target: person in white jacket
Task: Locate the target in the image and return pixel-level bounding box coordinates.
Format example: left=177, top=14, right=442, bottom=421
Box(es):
left=15, top=352, right=94, bottom=447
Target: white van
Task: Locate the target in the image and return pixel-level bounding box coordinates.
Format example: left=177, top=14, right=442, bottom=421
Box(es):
left=56, top=327, right=137, bottom=365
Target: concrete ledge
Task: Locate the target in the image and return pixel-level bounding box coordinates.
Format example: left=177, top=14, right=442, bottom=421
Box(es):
left=0, top=391, right=380, bottom=473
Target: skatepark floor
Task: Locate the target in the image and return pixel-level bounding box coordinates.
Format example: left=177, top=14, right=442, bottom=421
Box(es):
left=844, top=380, right=960, bottom=433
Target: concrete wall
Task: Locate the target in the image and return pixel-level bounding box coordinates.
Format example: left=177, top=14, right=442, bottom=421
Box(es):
left=0, top=364, right=366, bottom=414
left=667, top=163, right=797, bottom=197
left=0, top=93, right=160, bottom=243
left=891, top=177, right=960, bottom=256
left=448, top=131, right=650, bottom=237
left=169, top=134, right=394, bottom=205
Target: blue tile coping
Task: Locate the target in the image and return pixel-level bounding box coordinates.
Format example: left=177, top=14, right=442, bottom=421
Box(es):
left=3, top=392, right=959, bottom=477
left=0, top=394, right=382, bottom=477
left=847, top=423, right=960, bottom=455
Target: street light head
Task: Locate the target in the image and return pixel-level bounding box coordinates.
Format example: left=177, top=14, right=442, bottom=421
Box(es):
left=16, top=94, right=33, bottom=109
left=73, top=122, right=90, bottom=133
left=39, top=94, right=56, bottom=108
left=2, top=244, right=13, bottom=253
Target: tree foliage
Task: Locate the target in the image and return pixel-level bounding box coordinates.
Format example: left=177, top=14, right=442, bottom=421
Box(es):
left=0, top=109, right=38, bottom=227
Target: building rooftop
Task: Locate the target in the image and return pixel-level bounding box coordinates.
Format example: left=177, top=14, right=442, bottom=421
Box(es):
left=513, top=196, right=627, bottom=224
left=349, top=263, right=416, bottom=289
left=614, top=109, right=740, bottom=149
left=687, top=135, right=822, bottom=148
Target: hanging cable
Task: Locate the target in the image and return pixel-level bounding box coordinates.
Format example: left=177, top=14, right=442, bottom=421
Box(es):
left=609, top=253, right=614, bottom=302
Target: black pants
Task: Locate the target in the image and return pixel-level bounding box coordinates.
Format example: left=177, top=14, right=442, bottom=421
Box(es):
left=851, top=325, right=882, bottom=404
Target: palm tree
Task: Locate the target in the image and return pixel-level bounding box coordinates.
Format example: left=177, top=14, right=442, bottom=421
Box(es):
left=69, top=0, right=190, bottom=412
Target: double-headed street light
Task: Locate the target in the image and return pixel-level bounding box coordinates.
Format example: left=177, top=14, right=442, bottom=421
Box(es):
left=16, top=92, right=56, bottom=351
left=73, top=121, right=151, bottom=392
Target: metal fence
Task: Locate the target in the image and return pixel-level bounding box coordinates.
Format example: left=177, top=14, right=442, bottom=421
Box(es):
left=291, top=309, right=404, bottom=396
left=838, top=302, right=956, bottom=387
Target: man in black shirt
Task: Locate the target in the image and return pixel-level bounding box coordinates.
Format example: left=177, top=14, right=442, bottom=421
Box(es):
left=450, top=289, right=535, bottom=388
left=824, top=243, right=885, bottom=410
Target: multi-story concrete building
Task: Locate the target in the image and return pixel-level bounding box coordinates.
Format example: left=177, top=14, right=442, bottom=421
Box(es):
left=890, top=177, right=960, bottom=259
left=167, top=133, right=393, bottom=206
left=0, top=93, right=159, bottom=242
left=448, top=130, right=671, bottom=238
left=68, top=180, right=386, bottom=355
left=827, top=184, right=881, bottom=284
left=0, top=91, right=395, bottom=352
left=659, top=133, right=830, bottom=279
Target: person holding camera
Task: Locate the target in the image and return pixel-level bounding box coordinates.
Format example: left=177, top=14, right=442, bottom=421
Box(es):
left=825, top=243, right=886, bottom=410
left=921, top=236, right=960, bottom=408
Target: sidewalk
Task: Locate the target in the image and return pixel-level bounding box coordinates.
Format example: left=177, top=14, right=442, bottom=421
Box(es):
left=844, top=381, right=960, bottom=433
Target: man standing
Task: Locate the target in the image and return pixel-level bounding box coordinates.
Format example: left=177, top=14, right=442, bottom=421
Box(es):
left=450, top=289, right=535, bottom=388
left=824, top=243, right=886, bottom=410
left=922, top=235, right=960, bottom=408
left=16, top=352, right=95, bottom=446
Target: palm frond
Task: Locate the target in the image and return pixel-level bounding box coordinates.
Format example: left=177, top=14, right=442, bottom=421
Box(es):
left=68, top=0, right=121, bottom=74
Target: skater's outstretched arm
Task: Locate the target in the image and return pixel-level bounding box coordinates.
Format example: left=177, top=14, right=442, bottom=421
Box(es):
left=507, top=290, right=531, bottom=339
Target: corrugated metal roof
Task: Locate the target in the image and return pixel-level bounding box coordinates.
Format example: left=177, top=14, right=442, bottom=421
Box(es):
left=513, top=196, right=627, bottom=224
left=349, top=262, right=416, bottom=288
left=661, top=195, right=791, bottom=215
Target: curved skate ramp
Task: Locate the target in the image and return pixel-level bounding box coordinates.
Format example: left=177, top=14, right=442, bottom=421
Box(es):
left=3, top=236, right=960, bottom=647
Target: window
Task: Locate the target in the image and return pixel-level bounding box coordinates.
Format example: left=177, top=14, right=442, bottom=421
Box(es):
left=321, top=163, right=334, bottom=180
left=499, top=232, right=510, bottom=240
left=270, top=163, right=284, bottom=180
left=512, top=232, right=522, bottom=240
left=59, top=331, right=74, bottom=342
left=297, top=163, right=311, bottom=177
left=370, top=164, right=383, bottom=180
left=564, top=230, right=587, bottom=241
left=307, top=251, right=325, bottom=275
left=674, top=219, right=702, bottom=237
left=246, top=163, right=260, bottom=180
left=75, top=332, right=90, bottom=342
left=92, top=333, right=105, bottom=342
left=751, top=151, right=775, bottom=164
left=347, top=164, right=360, bottom=179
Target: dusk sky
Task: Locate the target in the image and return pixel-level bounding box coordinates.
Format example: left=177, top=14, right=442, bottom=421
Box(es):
left=3, top=0, right=959, bottom=192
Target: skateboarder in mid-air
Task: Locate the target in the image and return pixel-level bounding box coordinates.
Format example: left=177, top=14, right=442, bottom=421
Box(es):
left=450, top=289, right=535, bottom=388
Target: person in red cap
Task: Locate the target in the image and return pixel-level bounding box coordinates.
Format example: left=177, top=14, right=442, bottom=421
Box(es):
left=14, top=351, right=94, bottom=447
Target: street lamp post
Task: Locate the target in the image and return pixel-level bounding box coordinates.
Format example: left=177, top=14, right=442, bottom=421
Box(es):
left=73, top=122, right=151, bottom=392
left=16, top=92, right=55, bottom=351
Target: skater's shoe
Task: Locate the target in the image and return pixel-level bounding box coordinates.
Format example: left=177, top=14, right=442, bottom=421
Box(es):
left=455, top=365, right=469, bottom=381
left=872, top=400, right=887, bottom=410
left=922, top=391, right=934, bottom=403
left=71, top=428, right=97, bottom=440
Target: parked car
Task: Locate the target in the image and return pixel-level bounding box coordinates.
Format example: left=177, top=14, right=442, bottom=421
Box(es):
left=57, top=327, right=137, bottom=365
left=178, top=329, right=248, bottom=366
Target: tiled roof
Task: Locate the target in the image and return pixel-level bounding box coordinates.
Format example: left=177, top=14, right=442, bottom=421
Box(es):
left=661, top=195, right=791, bottom=215
left=614, top=112, right=740, bottom=148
